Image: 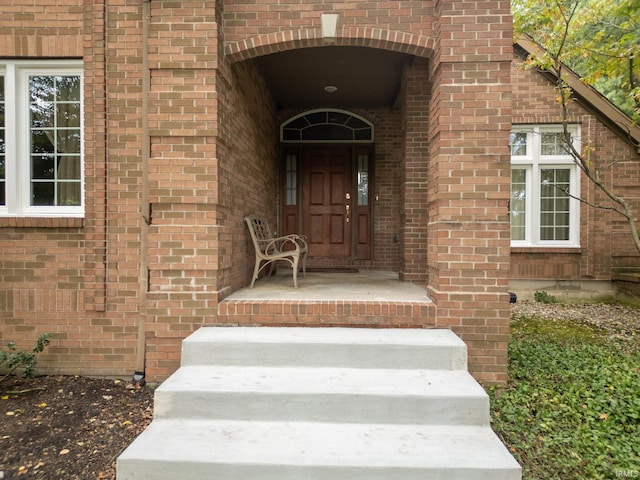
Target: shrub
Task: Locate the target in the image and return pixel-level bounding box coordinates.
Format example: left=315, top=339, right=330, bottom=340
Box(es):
left=0, top=333, right=53, bottom=384
left=534, top=290, right=559, bottom=304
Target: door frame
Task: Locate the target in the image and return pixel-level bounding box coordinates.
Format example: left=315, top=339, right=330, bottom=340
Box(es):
left=280, top=144, right=374, bottom=263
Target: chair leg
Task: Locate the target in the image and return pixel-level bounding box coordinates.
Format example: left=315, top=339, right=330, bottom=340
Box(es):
left=250, top=259, right=261, bottom=288
left=292, top=255, right=299, bottom=288
left=301, top=251, right=307, bottom=279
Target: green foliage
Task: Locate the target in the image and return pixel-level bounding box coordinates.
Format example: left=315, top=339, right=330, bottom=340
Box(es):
left=534, top=290, right=559, bottom=304
left=512, top=0, right=640, bottom=122
left=0, top=333, right=53, bottom=384
left=489, top=317, right=640, bottom=479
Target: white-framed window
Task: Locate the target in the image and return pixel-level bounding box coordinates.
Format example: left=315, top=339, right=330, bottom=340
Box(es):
left=0, top=60, right=83, bottom=217
left=510, top=125, right=581, bottom=247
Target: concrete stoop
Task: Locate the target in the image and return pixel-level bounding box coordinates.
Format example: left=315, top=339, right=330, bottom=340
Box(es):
left=117, top=327, right=521, bottom=480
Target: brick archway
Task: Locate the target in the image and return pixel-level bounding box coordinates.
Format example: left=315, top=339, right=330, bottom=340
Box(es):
left=225, top=27, right=435, bottom=63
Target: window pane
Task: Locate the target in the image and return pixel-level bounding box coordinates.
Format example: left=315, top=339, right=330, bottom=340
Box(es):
left=286, top=154, right=297, bottom=206
left=32, top=155, right=55, bottom=179
left=58, top=181, right=81, bottom=206
left=510, top=169, right=526, bottom=241
left=30, top=76, right=55, bottom=102
left=302, top=124, right=352, bottom=141
left=29, top=74, right=82, bottom=206
left=58, top=156, right=81, bottom=180
left=57, top=102, right=81, bottom=128
left=357, top=154, right=369, bottom=206
left=354, top=128, right=372, bottom=141
left=32, top=130, right=55, bottom=153
left=55, top=76, right=80, bottom=102
left=556, top=197, right=569, bottom=212
left=540, top=198, right=554, bottom=212
left=510, top=132, right=527, bottom=156
left=540, top=226, right=554, bottom=240
left=541, top=132, right=566, bottom=155
left=32, top=182, right=55, bottom=205
left=554, top=169, right=570, bottom=184
left=286, top=116, right=310, bottom=130
left=281, top=110, right=373, bottom=143
left=282, top=129, right=301, bottom=141
left=57, top=129, right=81, bottom=153
left=539, top=168, right=571, bottom=241
left=327, top=111, right=350, bottom=125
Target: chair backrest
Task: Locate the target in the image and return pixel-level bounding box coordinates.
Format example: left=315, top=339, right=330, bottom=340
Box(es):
left=245, top=216, right=274, bottom=252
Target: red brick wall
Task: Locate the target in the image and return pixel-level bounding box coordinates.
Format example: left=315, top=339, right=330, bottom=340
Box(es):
left=0, top=0, right=130, bottom=377
left=0, top=0, right=82, bottom=57
left=400, top=59, right=431, bottom=283
left=427, top=0, right=513, bottom=383
left=371, top=109, right=403, bottom=271
left=143, top=1, right=278, bottom=379
left=510, top=53, right=640, bottom=283
left=1, top=0, right=519, bottom=385
left=223, top=0, right=438, bottom=44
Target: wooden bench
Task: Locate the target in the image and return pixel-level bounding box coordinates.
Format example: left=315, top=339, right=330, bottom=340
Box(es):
left=244, top=215, right=308, bottom=288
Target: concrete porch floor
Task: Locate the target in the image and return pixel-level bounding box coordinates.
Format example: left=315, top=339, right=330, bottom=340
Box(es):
left=225, top=269, right=433, bottom=302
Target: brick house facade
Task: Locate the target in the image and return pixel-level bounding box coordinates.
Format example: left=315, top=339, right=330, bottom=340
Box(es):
left=0, top=1, right=637, bottom=384
left=510, top=41, right=640, bottom=298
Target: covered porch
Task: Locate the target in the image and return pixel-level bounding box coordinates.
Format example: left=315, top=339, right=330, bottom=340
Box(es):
left=217, top=270, right=436, bottom=328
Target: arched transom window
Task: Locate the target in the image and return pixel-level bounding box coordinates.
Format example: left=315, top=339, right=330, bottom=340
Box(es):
left=280, top=109, right=374, bottom=143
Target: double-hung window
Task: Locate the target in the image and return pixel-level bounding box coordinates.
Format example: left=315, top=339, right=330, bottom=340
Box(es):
left=0, top=61, right=83, bottom=217
left=510, top=125, right=581, bottom=247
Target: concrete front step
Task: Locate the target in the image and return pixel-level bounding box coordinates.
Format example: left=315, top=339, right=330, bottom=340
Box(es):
left=117, top=419, right=521, bottom=480
left=181, top=327, right=467, bottom=370
left=154, top=364, right=489, bottom=425
left=117, top=327, right=521, bottom=480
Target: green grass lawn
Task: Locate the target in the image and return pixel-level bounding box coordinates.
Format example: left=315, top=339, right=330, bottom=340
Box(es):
left=488, top=311, right=640, bottom=480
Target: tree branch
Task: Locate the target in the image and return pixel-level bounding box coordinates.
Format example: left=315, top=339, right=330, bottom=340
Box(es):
left=550, top=2, right=640, bottom=254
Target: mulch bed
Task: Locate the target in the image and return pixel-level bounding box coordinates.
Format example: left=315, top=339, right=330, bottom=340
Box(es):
left=0, top=376, right=153, bottom=480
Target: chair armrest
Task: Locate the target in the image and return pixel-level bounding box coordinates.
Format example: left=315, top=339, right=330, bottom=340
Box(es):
left=288, top=234, right=308, bottom=250
left=280, top=234, right=308, bottom=251
left=265, top=236, right=302, bottom=254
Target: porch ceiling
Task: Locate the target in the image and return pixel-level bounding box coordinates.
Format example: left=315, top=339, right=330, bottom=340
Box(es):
left=255, top=46, right=414, bottom=110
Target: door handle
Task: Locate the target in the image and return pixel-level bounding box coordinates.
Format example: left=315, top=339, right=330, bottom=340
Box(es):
left=345, top=192, right=351, bottom=223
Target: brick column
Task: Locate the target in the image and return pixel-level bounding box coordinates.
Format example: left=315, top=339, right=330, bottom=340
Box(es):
left=144, top=0, right=222, bottom=379
left=83, top=0, right=108, bottom=312
left=400, top=59, right=430, bottom=283
left=429, top=0, right=513, bottom=383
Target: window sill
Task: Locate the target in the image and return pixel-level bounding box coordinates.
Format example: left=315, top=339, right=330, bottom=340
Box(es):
left=0, top=217, right=84, bottom=228
left=511, top=246, right=582, bottom=254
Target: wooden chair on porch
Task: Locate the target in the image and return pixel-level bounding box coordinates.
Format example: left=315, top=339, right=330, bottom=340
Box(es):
left=244, top=215, right=308, bottom=288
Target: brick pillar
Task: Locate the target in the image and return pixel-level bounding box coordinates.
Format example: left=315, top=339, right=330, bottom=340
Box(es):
left=143, top=0, right=222, bottom=379
left=429, top=0, right=513, bottom=383
left=400, top=59, right=431, bottom=284
left=83, top=0, right=108, bottom=312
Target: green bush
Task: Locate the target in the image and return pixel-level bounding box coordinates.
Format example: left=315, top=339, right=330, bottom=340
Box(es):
left=0, top=333, right=53, bottom=384
left=534, top=290, right=559, bottom=304
left=489, top=317, right=640, bottom=479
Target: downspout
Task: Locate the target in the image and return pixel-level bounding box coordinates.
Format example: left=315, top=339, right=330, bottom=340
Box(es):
left=134, top=0, right=151, bottom=387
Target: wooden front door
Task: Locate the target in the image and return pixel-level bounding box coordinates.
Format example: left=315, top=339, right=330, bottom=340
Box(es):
left=302, top=147, right=352, bottom=257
